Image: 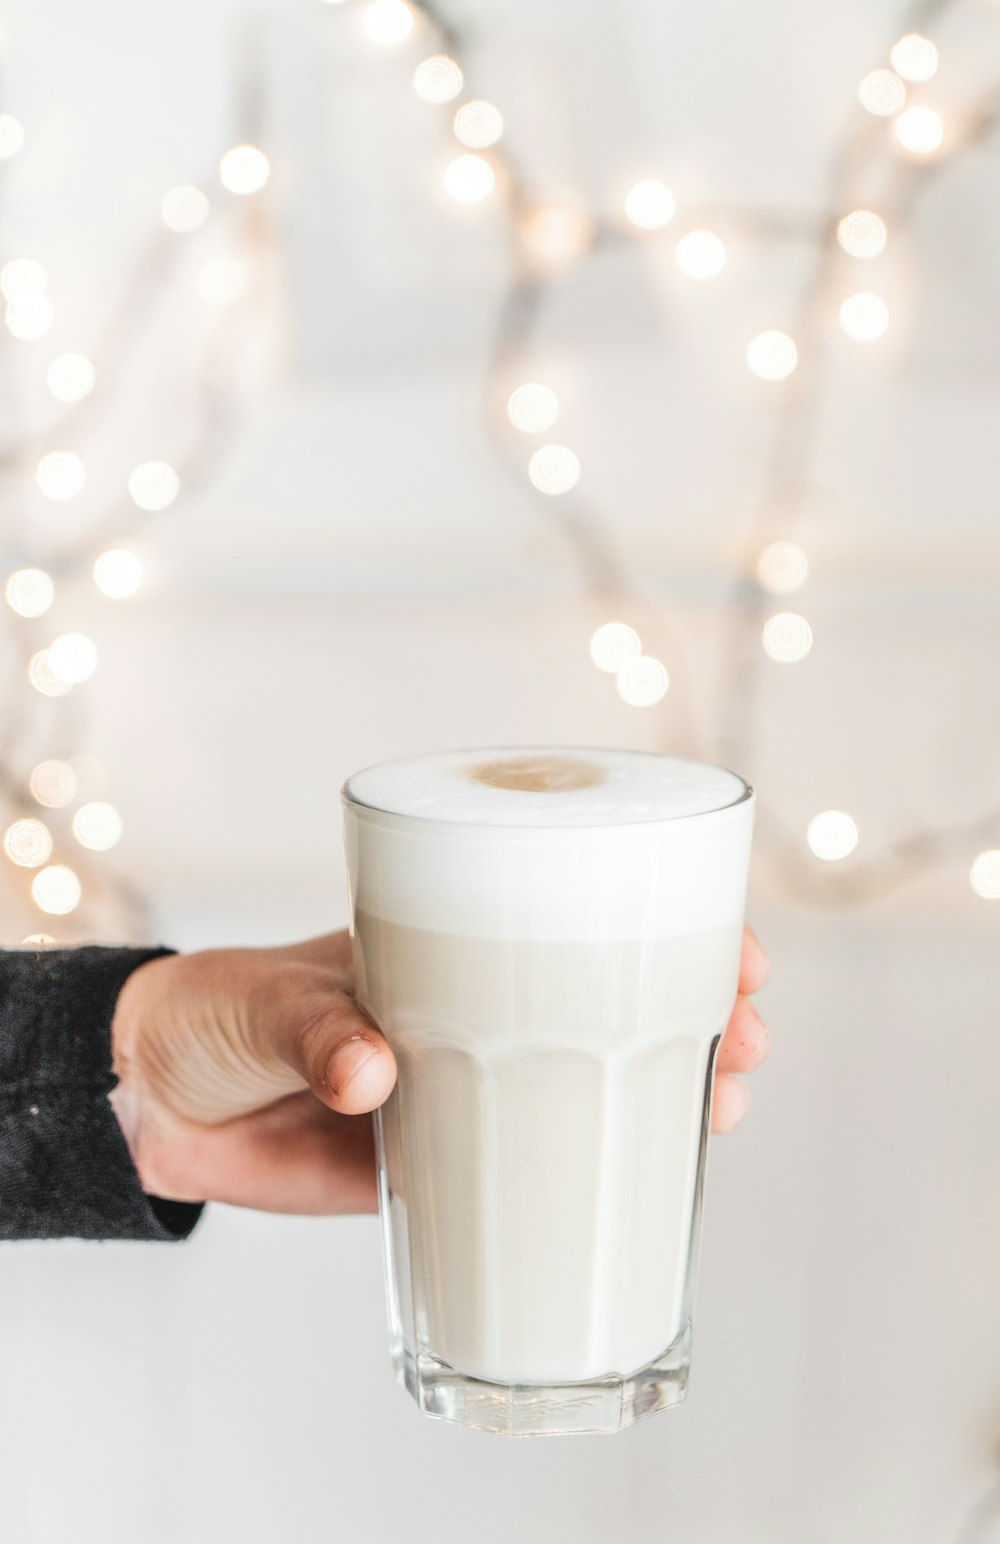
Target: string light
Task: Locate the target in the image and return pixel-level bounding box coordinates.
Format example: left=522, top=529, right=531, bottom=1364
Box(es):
left=507, top=383, right=559, bottom=433
left=31, top=864, right=82, bottom=916
left=674, top=230, right=726, bottom=279
left=0, top=258, right=47, bottom=299
left=837, top=210, right=887, bottom=259
left=590, top=622, right=641, bottom=673
left=858, top=69, right=906, bottom=116
left=128, top=460, right=179, bottom=511
left=807, top=810, right=859, bottom=860
left=3, top=819, right=53, bottom=869
left=624, top=180, right=675, bottom=230
left=746, top=331, right=798, bottom=381
left=520, top=204, right=593, bottom=273
left=444, top=153, right=495, bottom=203
left=46, top=353, right=96, bottom=402
left=36, top=451, right=85, bottom=501
left=161, top=185, right=210, bottom=232
left=839, top=291, right=889, bottom=341
left=970, top=850, right=1000, bottom=900
left=5, top=294, right=54, bottom=340
left=757, top=541, right=808, bottom=594
left=219, top=145, right=271, bottom=195
left=453, top=100, right=503, bottom=148
left=762, top=612, right=813, bottom=662
left=890, top=33, right=938, bottom=82
left=528, top=444, right=580, bottom=494
left=29, top=760, right=78, bottom=808
left=413, top=55, right=463, bottom=103
left=0, top=113, right=25, bottom=158
left=72, top=801, right=122, bottom=851
left=617, top=655, right=669, bottom=706
left=198, top=256, right=248, bottom=304
left=27, top=652, right=72, bottom=698
left=894, top=106, right=944, bottom=154
left=363, top=0, right=414, bottom=45
left=5, top=568, right=54, bottom=618
left=47, top=632, right=98, bottom=684
left=93, top=549, right=143, bottom=598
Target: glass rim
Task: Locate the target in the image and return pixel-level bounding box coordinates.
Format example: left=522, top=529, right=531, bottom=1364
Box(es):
left=341, top=745, right=754, bottom=832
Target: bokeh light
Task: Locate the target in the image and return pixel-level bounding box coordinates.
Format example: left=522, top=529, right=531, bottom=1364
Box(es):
left=72, top=801, right=122, bottom=852
left=30, top=760, right=78, bottom=808
left=32, top=864, right=82, bottom=916
left=0, top=113, right=25, bottom=158
left=507, top=383, right=559, bottom=434
left=590, top=622, right=642, bottom=673
left=413, top=55, right=463, bottom=103
left=837, top=210, right=887, bottom=259
left=444, top=154, right=495, bottom=203
left=528, top=444, right=580, bottom=495
left=454, top=100, right=503, bottom=148
left=128, top=460, right=179, bottom=511
left=757, top=541, right=808, bottom=594
left=21, top=934, right=57, bottom=948
left=198, top=256, right=248, bottom=305
left=161, top=185, right=210, bottom=232
left=46, top=353, right=96, bottom=402
left=521, top=204, right=593, bottom=273
left=839, top=291, right=889, bottom=341
left=894, top=106, right=944, bottom=154
left=970, top=850, right=1000, bottom=899
left=746, top=331, right=798, bottom=381
left=93, top=548, right=143, bottom=598
left=5, top=294, right=54, bottom=339
left=807, top=810, right=859, bottom=861
left=27, top=651, right=72, bottom=698
left=617, top=655, right=669, bottom=706
left=762, top=612, right=813, bottom=662
left=47, top=632, right=98, bottom=684
left=36, top=451, right=85, bottom=501
left=363, top=0, right=413, bottom=45
left=219, top=145, right=271, bottom=196
left=624, top=180, right=675, bottom=230
left=5, top=568, right=54, bottom=618
left=674, top=230, right=726, bottom=279
left=3, top=818, right=53, bottom=869
left=890, top=33, right=938, bottom=82
left=0, top=258, right=47, bottom=300
left=858, top=69, right=906, bottom=116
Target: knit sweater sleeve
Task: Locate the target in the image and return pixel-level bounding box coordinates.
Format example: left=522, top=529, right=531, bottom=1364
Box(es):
left=0, top=946, right=204, bottom=1242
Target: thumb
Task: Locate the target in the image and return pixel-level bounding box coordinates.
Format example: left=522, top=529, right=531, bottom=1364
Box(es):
left=279, top=991, right=398, bottom=1116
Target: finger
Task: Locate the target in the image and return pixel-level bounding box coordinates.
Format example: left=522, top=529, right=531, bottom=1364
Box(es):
left=712, top=1073, right=751, bottom=1134
left=715, top=995, right=771, bottom=1075
left=280, top=991, right=397, bottom=1116
left=280, top=931, right=354, bottom=972
left=738, top=924, right=770, bottom=996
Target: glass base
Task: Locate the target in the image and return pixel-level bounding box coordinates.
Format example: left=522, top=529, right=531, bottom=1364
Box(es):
left=393, top=1322, right=693, bottom=1437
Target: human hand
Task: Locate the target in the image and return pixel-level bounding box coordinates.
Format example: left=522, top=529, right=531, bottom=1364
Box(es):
left=109, top=924, right=769, bottom=1217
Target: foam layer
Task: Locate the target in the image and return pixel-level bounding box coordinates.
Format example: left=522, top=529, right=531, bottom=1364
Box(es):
left=344, top=747, right=747, bottom=828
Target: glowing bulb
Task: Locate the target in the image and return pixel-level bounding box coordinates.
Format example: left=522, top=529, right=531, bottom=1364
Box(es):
left=3, top=818, right=53, bottom=868
left=839, top=291, right=889, bottom=342
left=894, top=106, right=944, bottom=154
left=363, top=0, right=413, bottom=45
left=890, top=33, right=938, bottom=82
left=746, top=331, right=798, bottom=381
left=624, top=180, right=675, bottom=231
left=161, top=184, right=210, bottom=232
left=36, top=451, right=85, bottom=501
left=837, top=210, right=887, bottom=259
left=93, top=548, right=142, bottom=598
left=807, top=810, right=859, bottom=861
left=0, top=113, right=25, bottom=158
left=219, top=145, right=271, bottom=196
left=128, top=460, right=179, bottom=511
left=521, top=205, right=593, bottom=273
left=30, top=760, right=78, bottom=808
left=444, top=153, right=495, bottom=203
left=0, top=258, right=47, bottom=300
left=28, top=651, right=72, bottom=698
left=507, top=383, right=559, bottom=434
left=72, top=801, right=122, bottom=851
left=970, top=850, right=1000, bottom=899
left=674, top=230, right=726, bottom=280
left=198, top=256, right=247, bottom=305
left=47, top=632, right=97, bottom=683
left=46, top=353, right=96, bottom=402
left=528, top=444, right=580, bottom=495
left=5, top=568, right=54, bottom=618
left=32, top=864, right=82, bottom=916
left=413, top=55, right=463, bottom=103
left=617, top=655, right=669, bottom=706
left=590, top=622, right=642, bottom=673
left=5, top=294, right=53, bottom=339
left=453, top=100, right=503, bottom=148
left=858, top=69, right=906, bottom=116
left=762, top=612, right=813, bottom=662
left=757, top=541, right=808, bottom=595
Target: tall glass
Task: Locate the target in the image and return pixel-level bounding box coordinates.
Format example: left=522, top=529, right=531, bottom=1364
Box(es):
left=341, top=748, right=754, bottom=1436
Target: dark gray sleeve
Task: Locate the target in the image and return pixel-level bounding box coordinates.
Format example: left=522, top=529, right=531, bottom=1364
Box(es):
left=0, top=946, right=204, bottom=1242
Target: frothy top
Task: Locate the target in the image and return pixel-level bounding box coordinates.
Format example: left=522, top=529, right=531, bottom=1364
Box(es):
left=343, top=747, right=747, bottom=829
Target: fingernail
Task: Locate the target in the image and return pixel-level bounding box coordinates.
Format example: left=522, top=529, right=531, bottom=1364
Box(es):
left=328, top=1036, right=379, bottom=1096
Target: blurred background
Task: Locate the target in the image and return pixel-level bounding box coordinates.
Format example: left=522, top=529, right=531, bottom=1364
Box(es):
left=1, top=0, right=999, bottom=1538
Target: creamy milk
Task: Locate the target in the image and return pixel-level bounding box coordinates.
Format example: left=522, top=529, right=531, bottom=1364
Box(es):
left=343, top=748, right=754, bottom=1388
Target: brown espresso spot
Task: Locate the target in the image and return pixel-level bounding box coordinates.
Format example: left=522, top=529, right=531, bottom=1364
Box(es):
left=467, top=754, right=605, bottom=794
